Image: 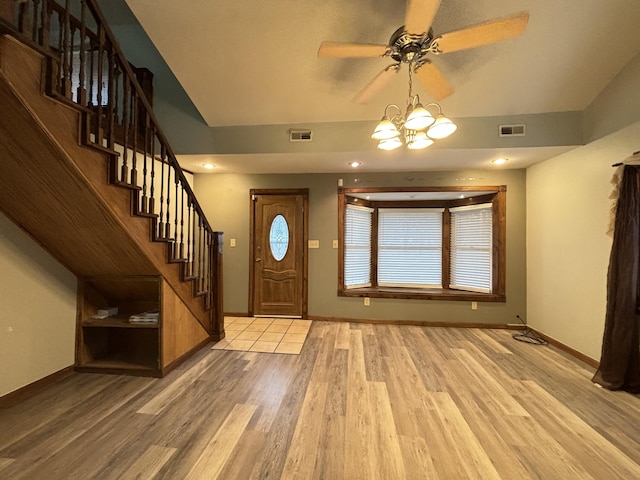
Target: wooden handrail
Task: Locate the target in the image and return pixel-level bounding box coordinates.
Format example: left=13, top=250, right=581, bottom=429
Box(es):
left=80, top=0, right=212, bottom=230
left=1, top=0, right=211, bottom=229
left=0, top=0, right=223, bottom=334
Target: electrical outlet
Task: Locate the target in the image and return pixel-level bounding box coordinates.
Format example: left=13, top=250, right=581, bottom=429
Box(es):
left=364, top=297, right=370, bottom=306
left=230, top=238, right=236, bottom=247
left=471, top=301, right=478, bottom=310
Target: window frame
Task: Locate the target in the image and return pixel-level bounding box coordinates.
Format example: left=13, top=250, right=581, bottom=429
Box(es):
left=337, top=186, right=506, bottom=302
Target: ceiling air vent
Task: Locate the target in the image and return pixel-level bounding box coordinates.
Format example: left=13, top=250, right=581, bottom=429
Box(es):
left=499, top=124, right=526, bottom=137
left=289, top=129, right=313, bottom=142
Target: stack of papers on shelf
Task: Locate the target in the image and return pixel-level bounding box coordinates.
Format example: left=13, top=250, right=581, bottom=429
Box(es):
left=129, top=311, right=159, bottom=324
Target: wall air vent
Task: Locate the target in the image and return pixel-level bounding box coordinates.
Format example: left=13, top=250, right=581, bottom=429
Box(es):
left=289, top=129, right=313, bottom=142
left=499, top=124, right=526, bottom=137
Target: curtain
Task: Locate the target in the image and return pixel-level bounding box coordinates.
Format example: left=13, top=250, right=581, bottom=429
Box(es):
left=592, top=165, right=640, bottom=393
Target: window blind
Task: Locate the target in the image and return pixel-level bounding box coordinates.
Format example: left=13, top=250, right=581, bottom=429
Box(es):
left=378, top=208, right=443, bottom=287
left=344, top=204, right=372, bottom=287
left=450, top=204, right=492, bottom=293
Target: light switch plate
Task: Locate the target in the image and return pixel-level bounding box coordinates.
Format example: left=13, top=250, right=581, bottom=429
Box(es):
left=332, top=240, right=338, bottom=249
left=308, top=240, right=320, bottom=249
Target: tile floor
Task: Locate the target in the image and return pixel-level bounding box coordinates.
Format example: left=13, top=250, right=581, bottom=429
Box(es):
left=212, top=317, right=311, bottom=355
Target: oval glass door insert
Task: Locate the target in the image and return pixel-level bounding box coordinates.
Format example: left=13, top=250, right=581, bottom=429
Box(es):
left=269, top=214, right=289, bottom=261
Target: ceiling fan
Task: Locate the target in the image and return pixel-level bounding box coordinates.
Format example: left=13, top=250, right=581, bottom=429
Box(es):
left=318, top=0, right=529, bottom=103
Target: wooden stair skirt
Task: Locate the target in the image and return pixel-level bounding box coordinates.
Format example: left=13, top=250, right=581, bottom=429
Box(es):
left=0, top=35, right=223, bottom=376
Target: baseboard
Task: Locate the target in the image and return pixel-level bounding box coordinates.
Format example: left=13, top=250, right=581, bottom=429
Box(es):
left=161, top=336, right=214, bottom=376
left=224, top=312, right=249, bottom=318
left=307, top=315, right=519, bottom=330
left=527, top=327, right=600, bottom=368
left=0, top=365, right=75, bottom=408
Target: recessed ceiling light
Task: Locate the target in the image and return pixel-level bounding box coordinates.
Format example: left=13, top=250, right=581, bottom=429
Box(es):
left=492, top=158, right=508, bottom=165
left=349, top=161, right=362, bottom=168
left=202, top=163, right=216, bottom=170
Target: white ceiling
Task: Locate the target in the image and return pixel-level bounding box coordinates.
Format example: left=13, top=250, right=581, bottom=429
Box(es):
left=125, top=0, right=640, bottom=174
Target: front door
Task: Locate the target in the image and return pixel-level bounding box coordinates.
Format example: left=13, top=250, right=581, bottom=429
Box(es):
left=249, top=189, right=308, bottom=317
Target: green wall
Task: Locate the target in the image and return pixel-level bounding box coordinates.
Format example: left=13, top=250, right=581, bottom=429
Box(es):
left=195, top=168, right=526, bottom=325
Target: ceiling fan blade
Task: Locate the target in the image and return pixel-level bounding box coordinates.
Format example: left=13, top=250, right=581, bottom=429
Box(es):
left=353, top=64, right=400, bottom=104
left=318, top=41, right=388, bottom=58
left=414, top=62, right=453, bottom=100
left=404, top=0, right=441, bottom=35
left=435, top=12, right=529, bottom=53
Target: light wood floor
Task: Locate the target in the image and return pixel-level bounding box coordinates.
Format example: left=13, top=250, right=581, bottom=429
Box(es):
left=1, top=322, right=640, bottom=479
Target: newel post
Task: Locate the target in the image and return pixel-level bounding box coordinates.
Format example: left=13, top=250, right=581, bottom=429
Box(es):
left=209, top=231, right=225, bottom=341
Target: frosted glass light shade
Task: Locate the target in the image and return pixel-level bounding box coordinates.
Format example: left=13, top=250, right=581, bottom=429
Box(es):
left=406, top=131, right=434, bottom=150
left=372, top=118, right=400, bottom=140
left=378, top=137, right=403, bottom=150
left=404, top=105, right=434, bottom=131
left=427, top=115, right=457, bottom=139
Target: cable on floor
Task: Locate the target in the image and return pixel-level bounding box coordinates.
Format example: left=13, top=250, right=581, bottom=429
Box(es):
left=512, top=315, right=548, bottom=345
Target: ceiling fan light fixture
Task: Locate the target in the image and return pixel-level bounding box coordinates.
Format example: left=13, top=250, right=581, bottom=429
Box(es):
left=371, top=64, right=456, bottom=150
left=372, top=100, right=455, bottom=149
left=404, top=104, right=434, bottom=130
left=318, top=3, right=531, bottom=155
left=377, top=137, right=403, bottom=151
left=427, top=114, right=457, bottom=139
left=372, top=117, right=401, bottom=140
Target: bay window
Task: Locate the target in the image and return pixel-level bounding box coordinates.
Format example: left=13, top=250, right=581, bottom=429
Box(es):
left=338, top=187, right=506, bottom=302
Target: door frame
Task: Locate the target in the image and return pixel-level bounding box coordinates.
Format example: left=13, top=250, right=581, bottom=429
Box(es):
left=248, top=188, right=309, bottom=318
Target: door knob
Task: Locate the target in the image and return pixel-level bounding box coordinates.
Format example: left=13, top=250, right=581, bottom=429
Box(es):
left=256, top=257, right=262, bottom=262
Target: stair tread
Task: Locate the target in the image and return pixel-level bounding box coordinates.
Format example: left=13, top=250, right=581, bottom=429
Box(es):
left=153, top=236, right=175, bottom=242
left=112, top=180, right=141, bottom=191
left=169, top=257, right=188, bottom=263
left=84, top=141, right=120, bottom=157
left=135, top=211, right=158, bottom=218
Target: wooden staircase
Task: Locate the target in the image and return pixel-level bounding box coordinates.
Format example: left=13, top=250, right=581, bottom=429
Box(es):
left=0, top=0, right=224, bottom=376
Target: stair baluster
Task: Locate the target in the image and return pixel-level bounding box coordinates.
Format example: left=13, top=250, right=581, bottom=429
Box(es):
left=76, top=0, right=86, bottom=105
left=164, top=148, right=172, bottom=239
left=158, top=144, right=166, bottom=239
left=130, top=90, right=138, bottom=185
left=148, top=124, right=156, bottom=215
left=178, top=186, right=185, bottom=260
left=173, top=174, right=179, bottom=258
left=120, top=68, right=130, bottom=182
left=140, top=113, right=149, bottom=213
left=39, top=0, right=50, bottom=50
left=1, top=0, right=224, bottom=335
left=31, top=0, right=39, bottom=42
left=185, top=199, right=193, bottom=279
